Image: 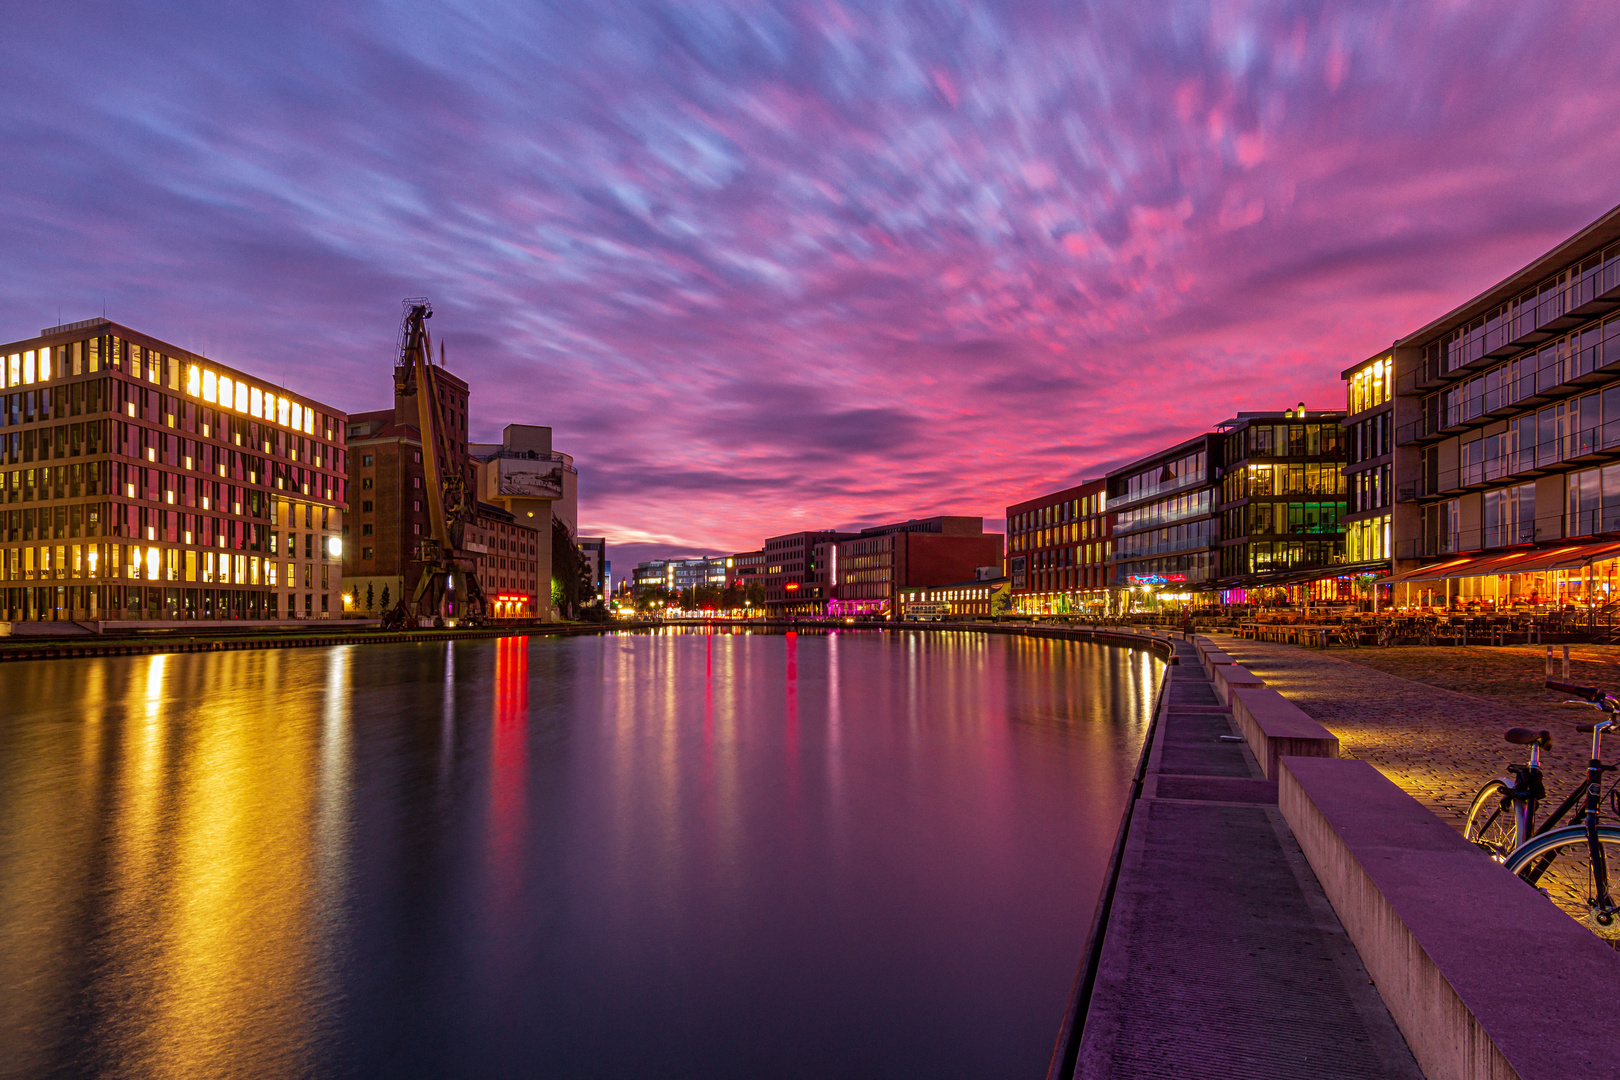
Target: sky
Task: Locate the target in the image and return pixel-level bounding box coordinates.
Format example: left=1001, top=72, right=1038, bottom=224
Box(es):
left=5, top=1, right=1620, bottom=569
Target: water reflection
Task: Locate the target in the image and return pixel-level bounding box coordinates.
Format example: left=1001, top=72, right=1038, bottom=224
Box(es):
left=0, top=630, right=1158, bottom=1079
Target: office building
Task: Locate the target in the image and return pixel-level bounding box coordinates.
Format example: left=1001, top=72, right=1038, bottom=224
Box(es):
left=1107, top=434, right=1222, bottom=605
left=0, top=319, right=346, bottom=624
left=1214, top=408, right=1348, bottom=602
left=630, top=555, right=730, bottom=600
left=762, top=529, right=851, bottom=615
left=1005, top=478, right=1111, bottom=615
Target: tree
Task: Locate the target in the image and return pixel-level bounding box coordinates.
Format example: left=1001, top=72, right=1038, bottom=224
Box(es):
left=366, top=582, right=375, bottom=611
left=635, top=585, right=675, bottom=612
left=550, top=514, right=599, bottom=620
left=381, top=584, right=391, bottom=609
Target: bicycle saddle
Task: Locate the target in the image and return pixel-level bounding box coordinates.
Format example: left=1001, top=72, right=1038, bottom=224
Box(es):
left=1504, top=728, right=1552, bottom=748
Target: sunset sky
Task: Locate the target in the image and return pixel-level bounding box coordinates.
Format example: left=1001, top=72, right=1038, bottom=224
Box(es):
left=6, top=1, right=1620, bottom=566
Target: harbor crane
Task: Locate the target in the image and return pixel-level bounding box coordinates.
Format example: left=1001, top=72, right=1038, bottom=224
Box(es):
left=380, top=299, right=488, bottom=629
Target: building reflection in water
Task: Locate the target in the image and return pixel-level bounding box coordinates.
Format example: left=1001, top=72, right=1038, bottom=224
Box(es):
left=0, top=630, right=1160, bottom=1080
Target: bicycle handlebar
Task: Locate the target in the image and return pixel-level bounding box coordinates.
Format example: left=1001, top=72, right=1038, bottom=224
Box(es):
left=1547, top=680, right=1602, bottom=701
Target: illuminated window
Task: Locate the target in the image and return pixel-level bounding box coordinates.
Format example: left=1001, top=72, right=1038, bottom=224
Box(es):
left=23, top=351, right=34, bottom=384
left=290, top=403, right=302, bottom=431
left=203, top=370, right=217, bottom=403
left=40, top=349, right=51, bottom=381
left=304, top=409, right=314, bottom=434
left=251, top=386, right=263, bottom=417
left=187, top=365, right=201, bottom=396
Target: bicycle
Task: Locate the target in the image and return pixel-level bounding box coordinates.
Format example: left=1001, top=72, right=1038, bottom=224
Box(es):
left=1463, top=679, right=1620, bottom=929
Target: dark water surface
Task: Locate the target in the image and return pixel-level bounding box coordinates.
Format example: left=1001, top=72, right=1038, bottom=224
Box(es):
left=0, top=628, right=1159, bottom=1079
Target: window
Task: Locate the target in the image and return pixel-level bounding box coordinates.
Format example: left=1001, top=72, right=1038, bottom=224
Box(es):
left=362, top=454, right=373, bottom=466
left=361, top=500, right=373, bottom=513
left=1484, top=483, right=1535, bottom=548
left=362, top=546, right=373, bottom=560
left=361, top=478, right=373, bottom=490
left=361, top=524, right=373, bottom=536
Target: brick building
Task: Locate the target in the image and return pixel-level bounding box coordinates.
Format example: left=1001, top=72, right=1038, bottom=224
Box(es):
left=1005, top=479, right=1110, bottom=615
left=827, top=516, right=1004, bottom=619
left=0, top=318, right=346, bottom=624
left=898, top=573, right=1011, bottom=620
left=762, top=529, right=850, bottom=615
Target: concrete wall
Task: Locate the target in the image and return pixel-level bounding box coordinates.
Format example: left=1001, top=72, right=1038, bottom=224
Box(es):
left=1280, top=756, right=1620, bottom=1080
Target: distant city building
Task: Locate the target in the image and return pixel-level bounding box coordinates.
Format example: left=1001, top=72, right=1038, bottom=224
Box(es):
left=466, top=502, right=544, bottom=619
left=1005, top=479, right=1110, bottom=615
left=0, top=319, right=346, bottom=625
left=578, top=536, right=608, bottom=599
left=897, top=574, right=1010, bottom=620
left=630, top=555, right=730, bottom=600
left=729, top=549, right=765, bottom=583
left=826, top=516, right=1003, bottom=619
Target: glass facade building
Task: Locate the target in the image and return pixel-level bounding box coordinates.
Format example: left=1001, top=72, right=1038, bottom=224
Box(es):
left=1215, top=411, right=1347, bottom=592
left=1106, top=434, right=1221, bottom=597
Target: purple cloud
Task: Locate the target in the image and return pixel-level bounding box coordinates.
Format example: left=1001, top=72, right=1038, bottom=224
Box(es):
left=5, top=1, right=1620, bottom=559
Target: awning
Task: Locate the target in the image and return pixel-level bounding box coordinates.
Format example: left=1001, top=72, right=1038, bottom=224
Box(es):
left=1389, top=552, right=1527, bottom=584
left=1391, top=540, right=1620, bottom=584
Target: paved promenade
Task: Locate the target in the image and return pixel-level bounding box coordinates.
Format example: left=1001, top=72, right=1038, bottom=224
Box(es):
left=1075, top=639, right=1421, bottom=1079
left=1209, top=634, right=1619, bottom=938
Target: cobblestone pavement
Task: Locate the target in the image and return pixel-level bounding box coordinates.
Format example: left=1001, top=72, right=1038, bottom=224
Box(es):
left=1209, top=636, right=1620, bottom=941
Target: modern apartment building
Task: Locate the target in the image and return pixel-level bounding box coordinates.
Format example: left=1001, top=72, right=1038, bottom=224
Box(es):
left=1389, top=203, right=1620, bottom=608
left=1214, top=409, right=1348, bottom=601
left=826, top=516, right=1003, bottom=619
left=1005, top=478, right=1110, bottom=615
left=1107, top=434, right=1221, bottom=603
left=0, top=319, right=346, bottom=625
left=1341, top=353, right=1395, bottom=577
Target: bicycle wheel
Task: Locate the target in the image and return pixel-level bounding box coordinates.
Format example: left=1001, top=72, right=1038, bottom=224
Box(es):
left=1504, top=824, right=1620, bottom=937
left=1463, top=779, right=1517, bottom=861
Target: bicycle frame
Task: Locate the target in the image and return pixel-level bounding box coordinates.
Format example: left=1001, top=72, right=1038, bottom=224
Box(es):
left=1515, top=715, right=1616, bottom=915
